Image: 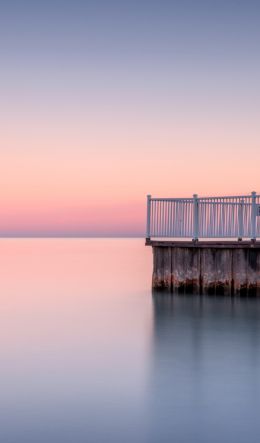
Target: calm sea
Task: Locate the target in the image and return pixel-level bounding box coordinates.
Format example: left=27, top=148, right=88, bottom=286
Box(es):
left=1, top=238, right=260, bottom=443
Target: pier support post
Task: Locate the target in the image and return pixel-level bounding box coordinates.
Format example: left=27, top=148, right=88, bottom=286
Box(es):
left=172, top=248, right=200, bottom=293
left=152, top=247, right=171, bottom=290
left=149, top=241, right=260, bottom=295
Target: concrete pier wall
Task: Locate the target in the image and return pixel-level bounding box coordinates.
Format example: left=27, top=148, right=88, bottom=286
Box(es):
left=149, top=241, right=260, bottom=295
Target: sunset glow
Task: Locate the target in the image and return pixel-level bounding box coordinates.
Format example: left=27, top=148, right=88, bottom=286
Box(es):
left=1, top=0, right=260, bottom=236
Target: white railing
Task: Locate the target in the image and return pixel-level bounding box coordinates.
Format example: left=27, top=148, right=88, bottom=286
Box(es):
left=146, top=192, right=260, bottom=240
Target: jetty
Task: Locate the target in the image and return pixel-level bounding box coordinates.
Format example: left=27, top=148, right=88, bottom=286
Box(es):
left=145, top=192, right=260, bottom=295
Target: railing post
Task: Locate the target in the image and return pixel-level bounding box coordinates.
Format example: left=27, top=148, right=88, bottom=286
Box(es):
left=251, top=191, right=256, bottom=241
left=238, top=199, right=244, bottom=241
left=193, top=194, right=199, bottom=241
left=146, top=194, right=151, bottom=241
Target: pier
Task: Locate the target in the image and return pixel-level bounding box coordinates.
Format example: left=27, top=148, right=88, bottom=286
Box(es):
left=146, top=193, right=260, bottom=295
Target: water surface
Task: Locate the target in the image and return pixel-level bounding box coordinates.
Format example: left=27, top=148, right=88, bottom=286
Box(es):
left=0, top=239, right=260, bottom=442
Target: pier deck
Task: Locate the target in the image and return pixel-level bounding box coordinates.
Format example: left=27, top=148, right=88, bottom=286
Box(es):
left=146, top=240, right=260, bottom=248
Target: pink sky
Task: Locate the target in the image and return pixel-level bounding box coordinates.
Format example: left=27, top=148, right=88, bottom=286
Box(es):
left=1, top=116, right=259, bottom=236
left=1, top=1, right=260, bottom=236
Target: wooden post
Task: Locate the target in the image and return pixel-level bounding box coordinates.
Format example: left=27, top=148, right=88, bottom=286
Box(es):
left=149, top=241, right=260, bottom=295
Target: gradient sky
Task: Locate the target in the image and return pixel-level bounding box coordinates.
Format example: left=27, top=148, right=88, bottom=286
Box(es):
left=1, top=0, right=260, bottom=236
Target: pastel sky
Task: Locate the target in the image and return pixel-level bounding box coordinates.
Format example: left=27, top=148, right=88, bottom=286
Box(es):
left=1, top=0, right=260, bottom=236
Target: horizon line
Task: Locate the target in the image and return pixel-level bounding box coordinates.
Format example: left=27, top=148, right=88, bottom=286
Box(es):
left=0, top=235, right=144, bottom=239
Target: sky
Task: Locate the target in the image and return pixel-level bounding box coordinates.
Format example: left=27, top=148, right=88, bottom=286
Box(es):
left=1, top=0, right=260, bottom=236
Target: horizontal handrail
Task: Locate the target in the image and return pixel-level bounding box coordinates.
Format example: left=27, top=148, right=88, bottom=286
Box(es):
left=150, top=196, right=259, bottom=201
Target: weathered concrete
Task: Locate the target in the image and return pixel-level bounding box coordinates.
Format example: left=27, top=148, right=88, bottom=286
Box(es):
left=148, top=241, right=260, bottom=295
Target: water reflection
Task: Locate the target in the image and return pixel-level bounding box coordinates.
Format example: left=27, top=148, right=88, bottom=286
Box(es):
left=150, top=294, right=260, bottom=442
left=1, top=239, right=260, bottom=442
left=0, top=239, right=152, bottom=443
